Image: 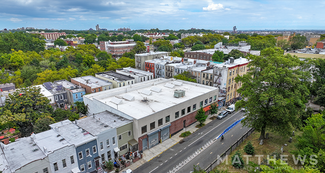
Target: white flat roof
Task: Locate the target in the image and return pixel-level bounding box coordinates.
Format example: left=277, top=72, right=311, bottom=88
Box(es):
left=50, top=120, right=96, bottom=146
left=34, top=130, right=72, bottom=154
left=2, top=137, right=46, bottom=172
left=34, top=85, right=53, bottom=97
left=214, top=57, right=249, bottom=68
left=72, top=76, right=112, bottom=88
left=84, top=78, right=218, bottom=120
left=107, top=43, right=136, bottom=47
left=76, top=116, right=113, bottom=136
left=135, top=52, right=168, bottom=56
left=118, top=67, right=153, bottom=76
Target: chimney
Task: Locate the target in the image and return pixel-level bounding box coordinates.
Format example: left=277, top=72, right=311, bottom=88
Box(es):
left=230, top=57, right=234, bottom=64
left=207, top=62, right=210, bottom=66
left=74, top=120, right=77, bottom=124
left=194, top=60, right=196, bottom=64
left=182, top=58, right=184, bottom=63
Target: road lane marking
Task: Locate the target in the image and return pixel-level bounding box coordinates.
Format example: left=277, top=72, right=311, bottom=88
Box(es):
left=231, top=135, right=233, bottom=137
left=170, top=157, right=173, bottom=159
left=222, top=143, right=224, bottom=145
left=165, top=160, right=168, bottom=163
left=175, top=153, right=178, bottom=156
left=197, top=163, right=200, bottom=165
left=180, top=150, right=182, bottom=152
left=210, top=152, right=213, bottom=154
left=149, top=166, right=159, bottom=173
left=188, top=111, right=241, bottom=147
left=184, top=147, right=187, bottom=150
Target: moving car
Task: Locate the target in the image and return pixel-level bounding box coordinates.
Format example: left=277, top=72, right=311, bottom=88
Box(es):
left=217, top=111, right=229, bottom=119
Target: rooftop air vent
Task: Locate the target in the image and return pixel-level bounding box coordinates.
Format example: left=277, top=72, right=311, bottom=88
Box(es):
left=141, top=90, right=152, bottom=96
left=150, top=87, right=162, bottom=93
left=32, top=148, right=39, bottom=152
left=59, top=138, right=65, bottom=142
left=174, top=90, right=185, bottom=98
left=164, top=83, right=175, bottom=89
left=173, top=81, right=183, bottom=86
left=110, top=97, right=123, bottom=105
left=123, top=94, right=135, bottom=101
left=104, top=125, right=109, bottom=128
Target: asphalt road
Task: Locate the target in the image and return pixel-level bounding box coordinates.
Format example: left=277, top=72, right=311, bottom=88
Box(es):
left=133, top=110, right=249, bottom=173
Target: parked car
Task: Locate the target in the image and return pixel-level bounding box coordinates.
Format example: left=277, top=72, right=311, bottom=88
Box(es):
left=217, top=111, right=229, bottom=119
left=226, top=104, right=235, bottom=114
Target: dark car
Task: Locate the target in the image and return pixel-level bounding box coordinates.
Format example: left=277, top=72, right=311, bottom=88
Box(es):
left=217, top=111, right=229, bottom=119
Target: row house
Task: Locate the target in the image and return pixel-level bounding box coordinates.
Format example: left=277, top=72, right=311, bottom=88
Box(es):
left=135, top=52, right=169, bottom=71
left=116, top=67, right=154, bottom=83
left=43, top=82, right=69, bottom=109
left=71, top=76, right=113, bottom=94
left=95, top=71, right=135, bottom=88
left=53, top=80, right=86, bottom=105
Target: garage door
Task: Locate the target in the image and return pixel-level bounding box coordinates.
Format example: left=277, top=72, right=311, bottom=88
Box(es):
left=142, top=138, right=148, bottom=151
left=148, top=131, right=159, bottom=148
left=161, top=127, right=170, bottom=142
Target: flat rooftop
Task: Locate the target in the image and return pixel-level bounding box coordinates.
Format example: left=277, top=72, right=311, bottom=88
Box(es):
left=1, top=137, right=46, bottom=172
left=34, top=130, right=72, bottom=154
left=34, top=85, right=53, bottom=97
left=76, top=116, right=113, bottom=136
left=72, top=76, right=112, bottom=88
left=214, top=57, right=249, bottom=68
left=96, top=71, right=134, bottom=82
left=54, top=80, right=85, bottom=93
left=135, top=52, right=168, bottom=56
left=84, top=78, right=218, bottom=120
left=117, top=67, right=153, bottom=77
left=92, top=111, right=132, bottom=128
left=50, top=120, right=96, bottom=147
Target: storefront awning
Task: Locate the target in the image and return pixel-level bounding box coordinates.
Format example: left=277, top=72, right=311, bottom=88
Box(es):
left=71, top=167, right=81, bottom=173
left=203, top=105, right=211, bottom=112
left=114, top=147, right=120, bottom=153
left=128, top=139, right=138, bottom=146
left=148, top=129, right=160, bottom=136
left=160, top=124, right=171, bottom=130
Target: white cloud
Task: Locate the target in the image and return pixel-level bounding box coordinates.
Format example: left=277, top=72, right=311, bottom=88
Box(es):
left=99, top=17, right=110, bottom=19
left=69, top=17, right=76, bottom=21
left=32, top=18, right=50, bottom=20
left=203, top=3, right=224, bottom=11
left=67, top=8, right=81, bottom=12
left=225, top=8, right=231, bottom=11
left=79, top=16, right=87, bottom=20
left=10, top=18, right=22, bottom=22
left=182, top=18, right=188, bottom=20
left=297, top=16, right=302, bottom=19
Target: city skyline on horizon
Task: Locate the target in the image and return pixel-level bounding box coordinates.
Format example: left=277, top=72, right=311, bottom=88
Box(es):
left=1, top=0, right=324, bottom=31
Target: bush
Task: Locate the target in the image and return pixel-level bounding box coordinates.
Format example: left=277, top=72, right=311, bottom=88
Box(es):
left=105, top=160, right=114, bottom=171
left=9, top=138, right=15, bottom=142
left=244, top=141, right=255, bottom=155
left=180, top=131, right=191, bottom=137
left=115, top=168, right=119, bottom=173
left=231, top=151, right=244, bottom=169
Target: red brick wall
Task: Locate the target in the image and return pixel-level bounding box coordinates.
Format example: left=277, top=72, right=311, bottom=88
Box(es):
left=184, top=52, right=213, bottom=61
left=70, top=79, right=102, bottom=94
left=145, top=62, right=155, bottom=77
left=100, top=41, right=106, bottom=51
left=138, top=134, right=148, bottom=152
left=316, top=42, right=324, bottom=49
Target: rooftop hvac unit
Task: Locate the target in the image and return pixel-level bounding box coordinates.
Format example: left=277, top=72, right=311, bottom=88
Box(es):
left=174, top=90, right=185, bottom=98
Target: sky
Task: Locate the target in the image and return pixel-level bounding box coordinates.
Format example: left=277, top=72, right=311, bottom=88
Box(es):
left=1, top=0, right=324, bottom=30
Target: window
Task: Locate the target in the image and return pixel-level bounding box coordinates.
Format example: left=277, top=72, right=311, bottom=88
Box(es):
left=142, top=126, right=147, bottom=134
left=112, top=137, right=116, bottom=145
left=228, top=79, right=231, bottom=85
left=187, top=106, right=191, bottom=113
left=200, top=101, right=203, bottom=107
left=205, top=99, right=208, bottom=105
left=128, top=131, right=132, bottom=136
left=80, top=93, right=83, bottom=97
left=54, top=163, right=58, bottom=171
left=86, top=149, right=90, bottom=156
left=62, top=159, right=67, bottom=168
left=70, top=156, right=75, bottom=164
left=214, top=95, right=217, bottom=101
left=202, top=80, right=205, bottom=84
left=229, top=71, right=232, bottom=76
left=106, top=139, right=110, bottom=147
left=118, top=135, right=122, bottom=140
left=100, top=142, right=103, bottom=150
left=55, top=96, right=58, bottom=101
left=43, top=168, right=49, bottom=173
left=175, top=111, right=179, bottom=119
left=119, top=83, right=121, bottom=87
left=158, top=118, right=163, bottom=126
left=87, top=161, right=92, bottom=169
left=209, top=97, right=212, bottom=103
left=120, top=144, right=127, bottom=151
left=92, top=146, right=97, bottom=154
left=107, top=151, right=111, bottom=160
left=101, top=154, right=105, bottom=163
left=93, top=89, right=96, bottom=93
left=193, top=104, right=197, bottom=111
left=165, top=115, right=170, bottom=123
left=78, top=152, right=83, bottom=160
left=181, top=109, right=185, bottom=116
left=150, top=122, right=155, bottom=130
left=98, top=88, right=101, bottom=92
left=80, top=165, right=85, bottom=171
left=103, top=87, right=106, bottom=90
left=75, top=94, right=78, bottom=99
left=132, top=81, right=133, bottom=84
left=60, top=95, right=63, bottom=100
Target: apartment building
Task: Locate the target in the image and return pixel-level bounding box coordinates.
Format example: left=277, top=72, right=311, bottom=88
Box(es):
left=100, top=40, right=136, bottom=58
left=135, top=52, right=169, bottom=71
left=83, top=78, right=218, bottom=152
left=116, top=67, right=154, bottom=83
left=71, top=76, right=113, bottom=94
left=95, top=71, right=135, bottom=88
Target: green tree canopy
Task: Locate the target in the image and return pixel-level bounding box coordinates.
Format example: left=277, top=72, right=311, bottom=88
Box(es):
left=191, top=44, right=205, bottom=51
left=34, top=116, right=55, bottom=133
left=133, top=41, right=146, bottom=53
left=195, top=107, right=207, bottom=126
left=0, top=32, right=46, bottom=53
left=212, top=50, right=224, bottom=62
left=235, top=48, right=310, bottom=139
left=226, top=49, right=244, bottom=59
left=54, top=39, right=68, bottom=46
left=133, top=34, right=142, bottom=42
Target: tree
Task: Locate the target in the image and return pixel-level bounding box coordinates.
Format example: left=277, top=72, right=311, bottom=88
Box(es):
left=315, top=84, right=325, bottom=108
left=195, top=107, right=207, bottom=126
left=34, top=116, right=55, bottom=133
left=174, top=72, right=196, bottom=82
left=75, top=101, right=88, bottom=115
left=117, top=34, right=124, bottom=41
left=82, top=64, right=105, bottom=76
left=96, top=51, right=111, bottom=61
left=174, top=43, right=185, bottom=49
left=52, top=109, right=79, bottom=122
left=212, top=50, right=224, bottom=62
left=210, top=103, right=218, bottom=115
left=290, top=35, right=308, bottom=50
left=244, top=141, right=254, bottom=155
left=2, top=87, right=53, bottom=136
left=34, top=66, right=78, bottom=84
left=231, top=151, right=244, bottom=169
left=54, top=39, right=68, bottom=46
left=191, top=44, right=205, bottom=51
left=133, top=34, right=142, bottom=42
left=122, top=51, right=135, bottom=59
left=223, top=32, right=231, bottom=35
left=82, top=55, right=95, bottom=67
left=311, top=59, right=325, bottom=96
left=260, top=159, right=320, bottom=173
left=226, top=49, right=244, bottom=59
left=84, top=34, right=97, bottom=44
left=158, top=45, right=172, bottom=52
left=133, top=41, right=146, bottom=53
left=117, top=57, right=135, bottom=68
left=235, top=48, right=310, bottom=139
left=105, top=161, right=114, bottom=171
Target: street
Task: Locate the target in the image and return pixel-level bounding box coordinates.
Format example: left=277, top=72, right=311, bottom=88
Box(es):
left=133, top=110, right=249, bottom=173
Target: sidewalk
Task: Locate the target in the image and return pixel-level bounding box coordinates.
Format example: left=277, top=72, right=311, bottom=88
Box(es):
left=121, top=107, right=227, bottom=172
